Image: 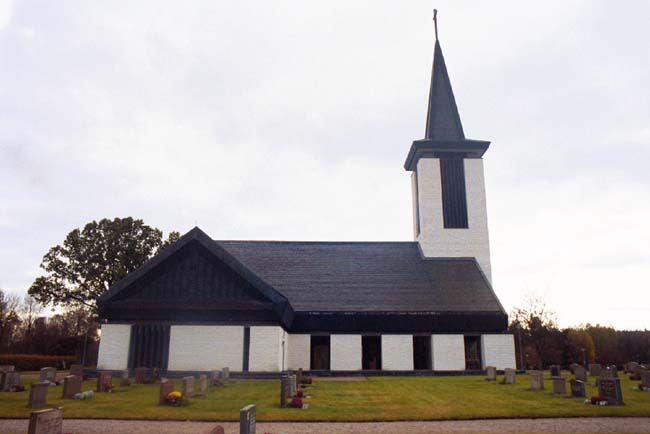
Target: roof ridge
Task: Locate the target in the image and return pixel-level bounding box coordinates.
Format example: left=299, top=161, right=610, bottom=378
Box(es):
left=215, top=240, right=417, bottom=244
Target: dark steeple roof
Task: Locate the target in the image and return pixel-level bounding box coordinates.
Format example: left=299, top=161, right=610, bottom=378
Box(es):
left=404, top=12, right=490, bottom=171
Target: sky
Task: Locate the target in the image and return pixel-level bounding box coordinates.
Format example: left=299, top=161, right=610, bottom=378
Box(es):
left=1, top=1, right=649, bottom=330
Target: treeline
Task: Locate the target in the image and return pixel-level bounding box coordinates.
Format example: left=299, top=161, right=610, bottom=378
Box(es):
left=509, top=296, right=649, bottom=369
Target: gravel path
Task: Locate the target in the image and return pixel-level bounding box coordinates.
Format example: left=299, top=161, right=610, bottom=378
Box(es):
left=1, top=417, right=650, bottom=434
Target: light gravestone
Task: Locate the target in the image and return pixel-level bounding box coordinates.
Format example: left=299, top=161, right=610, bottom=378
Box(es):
left=240, top=404, right=256, bottom=434
left=639, top=370, right=650, bottom=388
left=529, top=370, right=544, bottom=390
left=486, top=366, right=497, bottom=381
left=570, top=379, right=586, bottom=398
left=69, top=364, right=83, bottom=378
left=120, top=369, right=130, bottom=387
left=210, top=370, right=221, bottom=386
left=573, top=365, right=587, bottom=382
left=28, top=382, right=50, bottom=408
left=40, top=367, right=56, bottom=383
left=569, top=363, right=580, bottom=374
left=159, top=378, right=174, bottom=405
left=598, top=377, right=624, bottom=405
left=552, top=377, right=566, bottom=395
left=279, top=376, right=290, bottom=408
left=62, top=375, right=82, bottom=399
left=96, top=371, right=113, bottom=392
left=550, top=365, right=560, bottom=377
left=588, top=363, right=602, bottom=377
left=182, top=376, right=194, bottom=398
left=199, top=374, right=208, bottom=394
left=504, top=368, right=516, bottom=384
left=27, top=407, right=63, bottom=434
left=2, top=371, right=20, bottom=392
left=222, top=367, right=230, bottom=381
left=291, top=375, right=297, bottom=397
left=0, top=365, right=15, bottom=372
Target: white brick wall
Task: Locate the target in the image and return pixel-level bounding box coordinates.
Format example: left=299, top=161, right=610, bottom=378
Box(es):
left=331, top=335, right=361, bottom=371
left=168, top=325, right=244, bottom=371
left=382, top=335, right=414, bottom=370
left=481, top=334, right=516, bottom=370
left=249, top=326, right=284, bottom=372
left=287, top=334, right=311, bottom=370
left=432, top=334, right=465, bottom=371
left=415, top=158, right=492, bottom=282
left=97, top=324, right=131, bottom=370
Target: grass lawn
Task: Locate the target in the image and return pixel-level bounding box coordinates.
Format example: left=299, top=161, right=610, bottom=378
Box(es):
left=0, top=372, right=649, bottom=421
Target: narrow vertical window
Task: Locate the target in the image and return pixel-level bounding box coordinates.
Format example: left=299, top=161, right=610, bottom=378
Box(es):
left=242, top=326, right=250, bottom=371
left=413, top=170, right=421, bottom=235
left=440, top=157, right=468, bottom=228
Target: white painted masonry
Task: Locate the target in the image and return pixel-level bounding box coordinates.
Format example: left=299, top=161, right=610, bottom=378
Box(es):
left=331, top=335, right=361, bottom=371
left=381, top=335, right=414, bottom=370
left=249, top=326, right=285, bottom=372
left=432, top=334, right=466, bottom=371
left=168, top=325, right=244, bottom=371
left=414, top=158, right=492, bottom=281
left=97, top=324, right=131, bottom=370
left=287, top=334, right=311, bottom=370
left=481, top=334, right=516, bottom=370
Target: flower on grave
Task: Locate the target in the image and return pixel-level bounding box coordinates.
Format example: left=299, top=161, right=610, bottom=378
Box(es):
left=589, top=396, right=607, bottom=405
left=289, top=397, right=303, bottom=408
left=10, top=385, right=25, bottom=392
left=104, top=382, right=113, bottom=392
left=166, top=391, right=183, bottom=406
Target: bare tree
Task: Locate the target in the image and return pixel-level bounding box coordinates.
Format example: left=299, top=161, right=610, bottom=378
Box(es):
left=0, top=289, right=21, bottom=352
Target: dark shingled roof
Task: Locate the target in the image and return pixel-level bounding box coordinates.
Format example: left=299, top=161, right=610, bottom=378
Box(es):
left=216, top=240, right=504, bottom=314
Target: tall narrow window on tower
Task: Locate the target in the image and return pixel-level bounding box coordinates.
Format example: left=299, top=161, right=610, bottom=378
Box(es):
left=413, top=169, right=421, bottom=235
left=440, top=157, right=468, bottom=228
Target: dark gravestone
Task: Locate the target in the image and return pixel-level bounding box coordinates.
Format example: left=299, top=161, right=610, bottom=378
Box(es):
left=39, top=367, right=56, bottom=383
left=280, top=376, right=290, bottom=408
left=135, top=367, right=149, bottom=384
left=27, top=407, right=63, bottom=434
left=574, top=365, right=587, bottom=382
left=120, top=369, right=130, bottom=387
left=598, top=377, right=624, bottom=405
left=159, top=378, right=174, bottom=405
left=550, top=365, right=560, bottom=377
left=610, top=366, right=618, bottom=377
left=96, top=371, right=113, bottom=392
left=529, top=370, right=544, bottom=390
left=297, top=368, right=303, bottom=386
left=62, top=375, right=82, bottom=399
left=569, top=363, right=580, bottom=374
left=588, top=363, right=602, bottom=377
left=639, top=370, right=650, bottom=388
left=504, top=368, right=516, bottom=384
left=552, top=377, right=566, bottom=395
left=69, top=364, right=83, bottom=378
left=570, top=379, right=586, bottom=398
left=182, top=376, right=194, bottom=398
left=2, top=371, right=20, bottom=392
left=199, top=374, right=208, bottom=394
left=485, top=366, right=497, bottom=381
left=240, top=404, right=256, bottom=434
left=28, top=382, right=49, bottom=408
left=210, top=370, right=222, bottom=386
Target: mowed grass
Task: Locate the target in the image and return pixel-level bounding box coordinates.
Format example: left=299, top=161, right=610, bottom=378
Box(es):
left=0, top=372, right=649, bottom=421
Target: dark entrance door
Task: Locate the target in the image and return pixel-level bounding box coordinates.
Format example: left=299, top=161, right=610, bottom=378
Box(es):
left=362, top=336, right=382, bottom=370
left=310, top=335, right=330, bottom=370
left=128, top=324, right=170, bottom=369
left=413, top=335, right=432, bottom=370
left=464, top=335, right=482, bottom=370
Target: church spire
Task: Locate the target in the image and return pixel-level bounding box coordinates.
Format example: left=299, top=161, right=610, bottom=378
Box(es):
left=424, top=10, right=465, bottom=141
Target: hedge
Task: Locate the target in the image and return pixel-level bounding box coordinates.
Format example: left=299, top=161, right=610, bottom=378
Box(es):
left=0, top=354, right=79, bottom=371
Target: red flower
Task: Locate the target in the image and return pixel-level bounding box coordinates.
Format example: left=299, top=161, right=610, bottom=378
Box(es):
left=296, top=390, right=304, bottom=398
left=289, top=397, right=303, bottom=408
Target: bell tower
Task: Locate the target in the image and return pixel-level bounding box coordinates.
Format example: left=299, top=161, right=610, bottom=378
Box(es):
left=405, top=11, right=493, bottom=281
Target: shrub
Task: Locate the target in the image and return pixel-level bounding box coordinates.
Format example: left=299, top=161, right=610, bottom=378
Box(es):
left=289, top=397, right=303, bottom=408
left=0, top=354, right=78, bottom=371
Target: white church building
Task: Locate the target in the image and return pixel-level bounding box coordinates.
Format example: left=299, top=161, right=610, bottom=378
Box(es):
left=96, top=21, right=516, bottom=374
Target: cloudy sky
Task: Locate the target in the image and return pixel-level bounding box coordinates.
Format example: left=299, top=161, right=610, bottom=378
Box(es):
left=1, top=1, right=649, bottom=329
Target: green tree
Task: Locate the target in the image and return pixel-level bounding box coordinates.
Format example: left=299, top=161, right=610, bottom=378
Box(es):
left=565, top=327, right=596, bottom=365
left=510, top=294, right=559, bottom=369
left=28, top=218, right=179, bottom=313
left=0, top=289, right=21, bottom=352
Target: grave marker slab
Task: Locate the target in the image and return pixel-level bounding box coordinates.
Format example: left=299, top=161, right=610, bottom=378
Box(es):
left=297, top=368, right=303, bottom=386
left=588, top=363, right=602, bottom=377
left=2, top=371, right=20, bottom=392
left=222, top=367, right=229, bottom=381
left=28, top=382, right=49, bottom=407
left=96, top=371, right=113, bottom=392
left=529, top=370, right=544, bottom=390
left=486, top=366, right=497, bottom=381
left=182, top=376, right=194, bottom=398
left=639, top=370, right=650, bottom=388
left=570, top=379, right=586, bottom=398
left=27, top=407, right=63, bottom=434
left=504, top=368, right=516, bottom=384
left=550, top=365, right=560, bottom=377
left=159, top=378, right=175, bottom=405
left=199, top=374, right=208, bottom=393
left=598, top=377, right=624, bottom=405
left=39, top=367, right=56, bottom=383
left=120, top=369, right=130, bottom=387
left=574, top=365, right=587, bottom=382
left=240, top=404, right=256, bottom=434
left=62, top=375, right=82, bottom=399
left=210, top=370, right=221, bottom=386
left=552, top=377, right=566, bottom=395
left=280, top=376, right=290, bottom=408
left=69, top=364, right=83, bottom=378
left=135, top=367, right=149, bottom=384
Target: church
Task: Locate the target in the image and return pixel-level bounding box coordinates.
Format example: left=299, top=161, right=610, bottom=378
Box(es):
left=96, top=21, right=516, bottom=374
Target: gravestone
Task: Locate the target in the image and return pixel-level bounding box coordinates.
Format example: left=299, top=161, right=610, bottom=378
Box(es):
left=529, top=370, right=544, bottom=390
left=588, top=363, right=602, bottom=377
left=573, top=365, right=587, bottom=382
left=182, top=376, right=194, bottom=398
left=152, top=367, right=161, bottom=383
left=27, top=407, right=63, bottom=434
left=159, top=378, right=174, bottom=405
left=240, top=404, right=256, bottom=434
left=62, top=375, right=82, bottom=399
left=639, top=370, right=650, bottom=388
left=69, top=364, right=83, bottom=378
left=626, top=362, right=639, bottom=374
left=290, top=375, right=297, bottom=397
left=210, top=370, right=221, bottom=386
left=297, top=368, right=303, bottom=386
left=552, top=377, right=566, bottom=395
left=28, top=382, right=49, bottom=408
left=570, top=379, right=586, bottom=398
left=598, top=377, right=624, bottom=405
left=569, top=363, right=580, bottom=374
left=96, top=371, right=113, bottom=392
left=199, top=374, right=208, bottom=393
left=222, top=367, right=229, bottom=381
left=2, top=371, right=20, bottom=392
left=504, top=368, right=516, bottom=384
left=486, top=366, right=497, bottom=381
left=279, top=376, right=290, bottom=408
left=135, top=367, right=149, bottom=383
left=39, top=367, right=56, bottom=383
left=550, top=365, right=560, bottom=377
left=610, top=366, right=618, bottom=377
left=120, top=369, right=130, bottom=387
